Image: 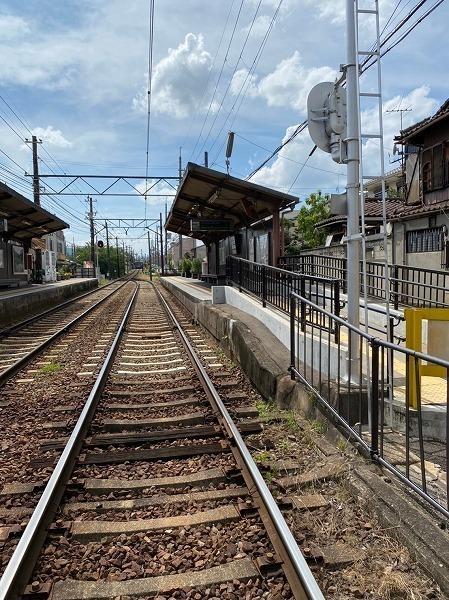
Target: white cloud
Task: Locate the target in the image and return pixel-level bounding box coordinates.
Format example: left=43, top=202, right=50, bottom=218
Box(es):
left=0, top=13, right=30, bottom=39
left=242, top=14, right=272, bottom=38
left=133, top=33, right=213, bottom=119
left=303, top=0, right=393, bottom=25
left=32, top=126, right=72, bottom=148
left=135, top=178, right=177, bottom=206
left=249, top=86, right=440, bottom=198
left=231, top=52, right=337, bottom=114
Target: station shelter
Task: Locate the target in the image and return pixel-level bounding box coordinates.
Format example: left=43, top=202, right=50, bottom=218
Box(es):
left=165, top=163, right=297, bottom=283
left=0, top=181, right=68, bottom=288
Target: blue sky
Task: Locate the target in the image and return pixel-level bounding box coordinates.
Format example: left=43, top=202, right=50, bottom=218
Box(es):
left=0, top=0, right=447, bottom=254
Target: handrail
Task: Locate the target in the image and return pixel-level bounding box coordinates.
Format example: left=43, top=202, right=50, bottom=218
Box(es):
left=291, top=290, right=449, bottom=369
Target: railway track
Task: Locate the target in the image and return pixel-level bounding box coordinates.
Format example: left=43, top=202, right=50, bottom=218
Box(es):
left=0, top=274, right=136, bottom=386
left=0, top=281, right=323, bottom=600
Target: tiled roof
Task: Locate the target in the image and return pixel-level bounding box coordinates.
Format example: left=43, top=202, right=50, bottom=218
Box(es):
left=396, top=98, right=449, bottom=142
left=394, top=198, right=449, bottom=219
left=317, top=197, right=405, bottom=228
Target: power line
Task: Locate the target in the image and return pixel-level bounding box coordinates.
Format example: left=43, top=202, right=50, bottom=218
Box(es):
left=144, top=0, right=156, bottom=220
left=194, top=0, right=262, bottom=161
left=234, top=132, right=343, bottom=176
left=180, top=0, right=237, bottom=154
left=244, top=0, right=443, bottom=181
left=209, top=0, right=284, bottom=164
left=189, top=0, right=246, bottom=161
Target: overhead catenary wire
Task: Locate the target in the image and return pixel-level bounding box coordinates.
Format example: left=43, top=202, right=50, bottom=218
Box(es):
left=209, top=0, right=284, bottom=164
left=244, top=0, right=443, bottom=181
left=189, top=0, right=246, bottom=161
left=194, top=0, right=263, bottom=161
left=144, top=0, right=156, bottom=220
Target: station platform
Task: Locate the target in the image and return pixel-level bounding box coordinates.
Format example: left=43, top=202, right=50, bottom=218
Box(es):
left=0, top=277, right=98, bottom=328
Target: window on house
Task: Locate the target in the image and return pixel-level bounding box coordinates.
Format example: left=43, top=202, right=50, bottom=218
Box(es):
left=0, top=249, right=4, bottom=269
left=422, top=148, right=432, bottom=192
left=406, top=227, right=445, bottom=253
left=444, top=143, right=449, bottom=185
left=12, top=245, right=25, bottom=273
left=433, top=144, right=444, bottom=189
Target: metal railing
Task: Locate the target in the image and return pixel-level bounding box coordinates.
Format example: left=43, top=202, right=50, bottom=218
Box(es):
left=227, top=256, right=341, bottom=339
left=289, top=290, right=449, bottom=518
left=279, top=253, right=449, bottom=309
left=75, top=267, right=96, bottom=278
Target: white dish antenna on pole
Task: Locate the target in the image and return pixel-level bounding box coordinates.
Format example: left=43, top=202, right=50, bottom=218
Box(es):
left=307, top=82, right=347, bottom=163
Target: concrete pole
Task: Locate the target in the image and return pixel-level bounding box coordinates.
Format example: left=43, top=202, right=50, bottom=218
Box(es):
left=105, top=221, right=111, bottom=279
left=346, top=0, right=361, bottom=374
left=32, top=136, right=43, bottom=282
left=271, top=210, right=281, bottom=266
left=88, top=196, right=96, bottom=274
left=178, top=148, right=183, bottom=267
left=147, top=231, right=153, bottom=281
left=160, top=213, right=165, bottom=275
left=116, top=237, right=120, bottom=277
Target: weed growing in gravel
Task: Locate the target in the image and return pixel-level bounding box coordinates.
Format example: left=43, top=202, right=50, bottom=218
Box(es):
left=38, top=362, right=61, bottom=376
left=310, top=419, right=327, bottom=434
left=283, top=411, right=300, bottom=432
left=253, top=449, right=272, bottom=463
left=255, top=399, right=278, bottom=421
left=337, top=438, right=348, bottom=453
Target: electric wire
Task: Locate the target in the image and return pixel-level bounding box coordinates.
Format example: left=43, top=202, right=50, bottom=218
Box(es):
left=189, top=0, right=246, bottom=161
left=194, top=0, right=262, bottom=161
left=144, top=0, right=156, bottom=220
left=209, top=0, right=284, bottom=164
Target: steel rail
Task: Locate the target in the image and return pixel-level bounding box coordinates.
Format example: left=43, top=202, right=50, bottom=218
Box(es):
left=0, top=277, right=136, bottom=386
left=153, top=283, right=325, bottom=600
left=0, top=273, right=134, bottom=339
left=0, top=283, right=139, bottom=600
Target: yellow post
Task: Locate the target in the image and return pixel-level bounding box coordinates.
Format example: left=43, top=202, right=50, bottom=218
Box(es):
left=404, top=308, right=419, bottom=409
left=405, top=307, right=449, bottom=410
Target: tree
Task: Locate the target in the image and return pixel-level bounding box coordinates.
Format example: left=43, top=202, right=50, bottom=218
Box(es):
left=74, top=243, right=128, bottom=277
left=296, top=191, right=330, bottom=249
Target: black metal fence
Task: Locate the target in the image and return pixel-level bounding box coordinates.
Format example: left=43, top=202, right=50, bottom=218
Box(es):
left=75, top=267, right=96, bottom=278
left=226, top=256, right=341, bottom=340
left=289, top=290, right=449, bottom=518
left=279, top=254, right=449, bottom=309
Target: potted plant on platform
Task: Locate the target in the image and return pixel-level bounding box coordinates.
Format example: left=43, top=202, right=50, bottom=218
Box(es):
left=182, top=257, right=192, bottom=278
left=192, top=258, right=202, bottom=279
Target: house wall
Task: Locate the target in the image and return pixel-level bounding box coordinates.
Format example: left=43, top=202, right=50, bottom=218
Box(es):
left=394, top=213, right=449, bottom=271
left=0, top=238, right=29, bottom=287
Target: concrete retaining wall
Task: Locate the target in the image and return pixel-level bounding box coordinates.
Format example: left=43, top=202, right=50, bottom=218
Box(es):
left=0, top=279, right=98, bottom=328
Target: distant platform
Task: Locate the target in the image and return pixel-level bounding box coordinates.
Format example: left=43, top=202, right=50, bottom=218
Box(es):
left=162, top=276, right=212, bottom=303
left=0, top=278, right=98, bottom=328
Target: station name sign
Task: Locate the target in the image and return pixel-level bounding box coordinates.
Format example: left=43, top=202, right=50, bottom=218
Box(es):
left=191, top=219, right=232, bottom=232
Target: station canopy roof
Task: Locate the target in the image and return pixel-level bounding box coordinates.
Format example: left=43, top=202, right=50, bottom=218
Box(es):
left=0, top=181, right=69, bottom=240
left=166, top=163, right=298, bottom=243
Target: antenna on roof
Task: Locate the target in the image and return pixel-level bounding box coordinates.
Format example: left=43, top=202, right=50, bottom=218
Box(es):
left=225, top=131, right=234, bottom=175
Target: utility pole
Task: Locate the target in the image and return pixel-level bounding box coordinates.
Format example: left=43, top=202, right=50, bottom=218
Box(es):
left=160, top=212, right=165, bottom=275
left=178, top=147, right=183, bottom=268
left=164, top=201, right=168, bottom=270
left=31, top=135, right=43, bottom=282
left=122, top=240, right=126, bottom=274
left=105, top=221, right=111, bottom=279
left=116, top=237, right=120, bottom=277
left=204, top=151, right=208, bottom=168
left=88, top=196, right=95, bottom=273
left=345, top=0, right=361, bottom=373
left=147, top=231, right=153, bottom=281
